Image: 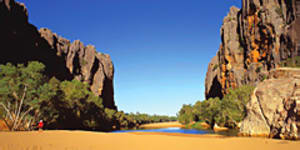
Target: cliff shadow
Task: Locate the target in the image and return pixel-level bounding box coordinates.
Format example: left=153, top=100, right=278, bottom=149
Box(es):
left=206, top=76, right=223, bottom=99
left=0, top=1, right=73, bottom=81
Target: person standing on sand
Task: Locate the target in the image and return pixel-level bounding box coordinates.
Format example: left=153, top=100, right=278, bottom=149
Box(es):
left=38, top=120, right=44, bottom=132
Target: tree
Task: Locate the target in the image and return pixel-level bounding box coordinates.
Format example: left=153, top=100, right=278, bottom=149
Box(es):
left=193, top=101, right=204, bottom=122
left=177, top=85, right=255, bottom=129
left=220, top=85, right=255, bottom=127
left=0, top=62, right=112, bottom=131
left=177, top=104, right=195, bottom=124
left=41, top=79, right=109, bottom=131
left=0, top=62, right=47, bottom=131
left=0, top=61, right=177, bottom=131
left=200, top=97, right=222, bottom=126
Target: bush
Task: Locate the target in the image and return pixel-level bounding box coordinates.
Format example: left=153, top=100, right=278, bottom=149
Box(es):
left=185, top=121, right=207, bottom=130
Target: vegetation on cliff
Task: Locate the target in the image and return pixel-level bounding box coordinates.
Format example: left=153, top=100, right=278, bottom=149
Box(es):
left=280, top=56, right=300, bottom=68
left=178, top=85, right=254, bottom=129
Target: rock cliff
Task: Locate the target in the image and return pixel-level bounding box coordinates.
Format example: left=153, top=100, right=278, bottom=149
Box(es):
left=240, top=68, right=300, bottom=139
left=0, top=0, right=116, bottom=109
left=205, top=0, right=299, bottom=99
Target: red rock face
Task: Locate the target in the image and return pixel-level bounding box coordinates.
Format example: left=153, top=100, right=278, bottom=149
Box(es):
left=0, top=0, right=116, bottom=109
left=205, top=0, right=299, bottom=99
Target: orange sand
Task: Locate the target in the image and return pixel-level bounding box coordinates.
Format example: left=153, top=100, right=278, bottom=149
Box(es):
left=0, top=130, right=300, bottom=150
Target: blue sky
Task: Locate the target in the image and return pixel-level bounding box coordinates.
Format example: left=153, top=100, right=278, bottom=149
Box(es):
left=19, top=0, right=241, bottom=116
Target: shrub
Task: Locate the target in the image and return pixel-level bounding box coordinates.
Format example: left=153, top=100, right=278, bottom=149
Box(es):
left=213, top=64, right=219, bottom=71
left=80, top=59, right=88, bottom=66
left=280, top=56, right=300, bottom=68
left=239, top=46, right=244, bottom=52
left=255, top=66, right=262, bottom=73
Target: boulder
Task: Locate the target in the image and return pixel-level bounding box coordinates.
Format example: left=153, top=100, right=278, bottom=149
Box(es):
left=240, top=70, right=300, bottom=140
left=213, top=123, right=229, bottom=132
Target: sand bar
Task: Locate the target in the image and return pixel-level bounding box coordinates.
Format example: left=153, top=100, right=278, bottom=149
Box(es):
left=139, top=121, right=184, bottom=129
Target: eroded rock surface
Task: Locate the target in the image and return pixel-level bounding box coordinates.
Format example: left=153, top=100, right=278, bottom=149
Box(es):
left=205, top=0, right=299, bottom=99
left=240, top=68, right=300, bottom=140
left=0, top=0, right=116, bottom=109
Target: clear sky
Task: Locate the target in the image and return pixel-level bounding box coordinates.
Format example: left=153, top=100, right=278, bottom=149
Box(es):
left=19, top=0, right=241, bottom=116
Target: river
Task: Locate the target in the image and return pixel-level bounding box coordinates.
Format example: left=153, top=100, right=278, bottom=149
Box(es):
left=112, top=127, right=239, bottom=136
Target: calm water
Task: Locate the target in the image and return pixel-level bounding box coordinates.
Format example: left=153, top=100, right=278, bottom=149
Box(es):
left=113, top=127, right=239, bottom=136
left=113, top=127, right=214, bottom=135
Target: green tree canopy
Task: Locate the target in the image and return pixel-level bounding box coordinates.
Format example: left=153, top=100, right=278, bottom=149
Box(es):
left=0, top=62, right=47, bottom=130
left=0, top=61, right=178, bottom=131
left=177, top=85, right=255, bottom=128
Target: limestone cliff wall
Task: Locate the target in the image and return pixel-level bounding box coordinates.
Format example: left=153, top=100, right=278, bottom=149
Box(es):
left=0, top=0, right=116, bottom=109
left=205, top=0, right=299, bottom=99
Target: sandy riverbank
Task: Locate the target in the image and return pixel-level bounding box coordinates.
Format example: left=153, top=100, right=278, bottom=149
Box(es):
left=0, top=130, right=300, bottom=150
left=139, top=121, right=184, bottom=129
left=140, top=121, right=228, bottom=132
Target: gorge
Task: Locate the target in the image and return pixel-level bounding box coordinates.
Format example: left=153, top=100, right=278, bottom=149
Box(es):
left=1, top=0, right=300, bottom=141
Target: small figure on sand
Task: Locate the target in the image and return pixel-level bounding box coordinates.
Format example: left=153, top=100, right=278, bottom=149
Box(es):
left=38, top=120, right=44, bottom=132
